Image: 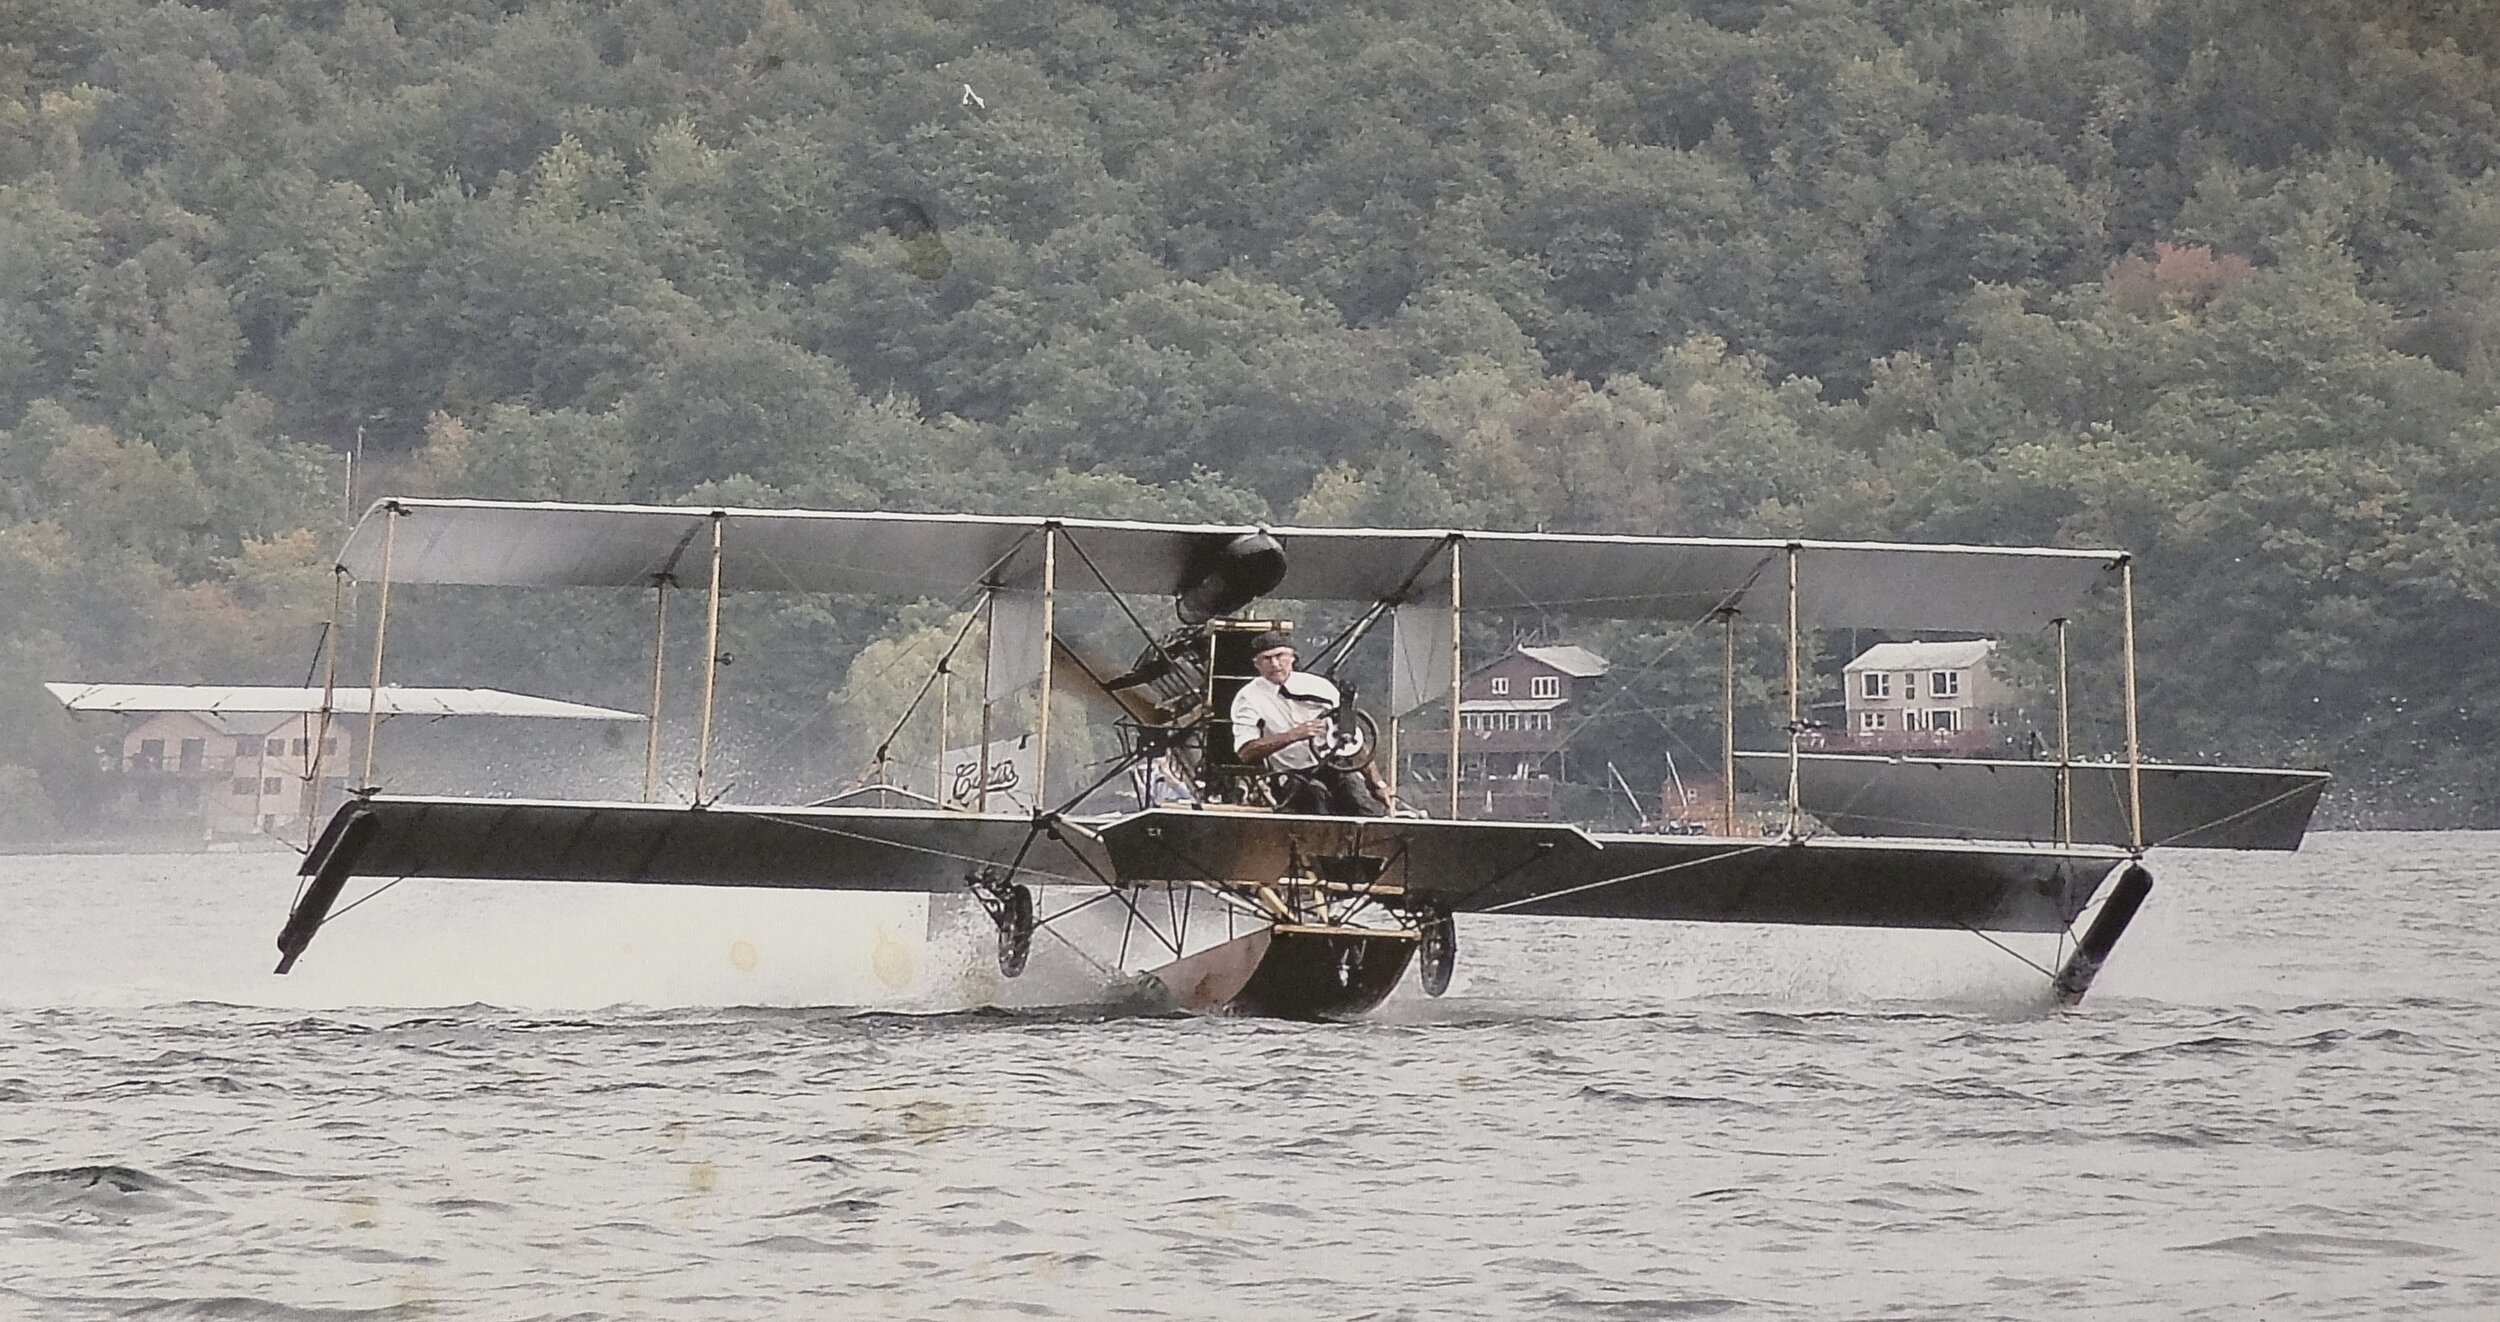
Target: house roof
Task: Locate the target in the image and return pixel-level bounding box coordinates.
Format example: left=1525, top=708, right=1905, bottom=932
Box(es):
left=1845, top=640, right=1998, bottom=672
left=1516, top=644, right=1611, bottom=677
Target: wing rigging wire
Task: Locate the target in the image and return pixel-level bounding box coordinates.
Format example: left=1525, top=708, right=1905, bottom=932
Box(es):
left=1302, top=538, right=1454, bottom=680
left=1455, top=548, right=1769, bottom=817
left=1475, top=547, right=1771, bottom=753
left=2147, top=779, right=2319, bottom=850
left=712, top=524, right=1039, bottom=799
left=1952, top=919, right=2061, bottom=980
left=1473, top=842, right=1779, bottom=915
left=742, top=809, right=1099, bottom=889
left=861, top=608, right=985, bottom=786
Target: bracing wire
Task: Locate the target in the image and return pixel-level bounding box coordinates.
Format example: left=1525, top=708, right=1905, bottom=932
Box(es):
left=865, top=608, right=985, bottom=781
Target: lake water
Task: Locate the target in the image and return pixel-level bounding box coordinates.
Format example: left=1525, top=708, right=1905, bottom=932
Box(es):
left=2, top=832, right=2495, bottom=1319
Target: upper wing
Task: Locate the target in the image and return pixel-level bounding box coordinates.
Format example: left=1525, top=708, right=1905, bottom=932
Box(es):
left=333, top=498, right=2122, bottom=631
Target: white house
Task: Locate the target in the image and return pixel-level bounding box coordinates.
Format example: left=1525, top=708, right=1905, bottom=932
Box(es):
left=1841, top=640, right=2017, bottom=752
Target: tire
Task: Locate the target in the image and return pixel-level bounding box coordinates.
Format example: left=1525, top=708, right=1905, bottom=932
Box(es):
left=1417, top=905, right=1456, bottom=997
left=998, top=883, right=1034, bottom=978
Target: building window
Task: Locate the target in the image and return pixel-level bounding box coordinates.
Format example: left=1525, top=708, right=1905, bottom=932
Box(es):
left=234, top=737, right=257, bottom=758
left=267, top=738, right=285, bottom=756
left=1928, top=709, right=1960, bottom=732
left=135, top=739, right=164, bottom=771
left=1531, top=675, right=1560, bottom=699
left=1902, top=710, right=1925, bottom=732
left=1490, top=677, right=1510, bottom=695
left=1903, top=674, right=1919, bottom=700
left=291, top=738, right=309, bottom=755
left=1931, top=671, right=1962, bottom=698
left=179, top=738, right=205, bottom=771
left=263, top=777, right=284, bottom=793
left=324, top=738, right=338, bottom=754
left=232, top=779, right=255, bottom=796
left=1861, top=673, right=1890, bottom=699
left=1859, top=710, right=1886, bottom=732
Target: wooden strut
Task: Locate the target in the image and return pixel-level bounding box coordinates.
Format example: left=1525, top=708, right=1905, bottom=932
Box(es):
left=693, top=512, right=725, bottom=805
left=1783, top=542, right=1803, bottom=839
left=304, top=568, right=345, bottom=850
left=935, top=642, right=950, bottom=808
left=2120, top=557, right=2144, bottom=851
left=1447, top=536, right=1463, bottom=821
left=644, top=578, right=669, bottom=803
left=977, top=588, right=995, bottom=812
left=2054, top=616, right=2072, bottom=845
left=358, top=503, right=400, bottom=792
left=1035, top=525, right=1058, bottom=814
left=1720, top=607, right=1738, bottom=838
left=1384, top=712, right=1399, bottom=805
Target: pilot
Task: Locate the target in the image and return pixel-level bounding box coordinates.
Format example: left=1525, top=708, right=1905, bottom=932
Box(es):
left=1230, top=630, right=1392, bottom=816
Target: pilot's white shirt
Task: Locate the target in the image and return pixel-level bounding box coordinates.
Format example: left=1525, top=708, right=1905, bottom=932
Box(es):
left=1230, top=672, right=1340, bottom=772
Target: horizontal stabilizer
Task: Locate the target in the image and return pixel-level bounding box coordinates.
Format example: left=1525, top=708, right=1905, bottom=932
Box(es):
left=1735, top=754, right=2327, bottom=850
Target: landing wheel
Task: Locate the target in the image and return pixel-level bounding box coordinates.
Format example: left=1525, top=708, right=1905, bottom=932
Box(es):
left=996, top=883, right=1034, bottom=978
left=971, top=868, right=1037, bottom=979
left=1416, top=905, right=1456, bottom=997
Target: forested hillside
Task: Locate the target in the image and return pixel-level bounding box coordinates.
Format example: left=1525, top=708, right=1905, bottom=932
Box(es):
left=5, top=0, right=2500, bottom=832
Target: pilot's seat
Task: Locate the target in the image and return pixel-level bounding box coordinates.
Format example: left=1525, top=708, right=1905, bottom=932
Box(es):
left=1198, top=619, right=1291, bottom=809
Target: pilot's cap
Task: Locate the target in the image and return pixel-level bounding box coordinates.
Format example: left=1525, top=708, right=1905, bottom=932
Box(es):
left=1248, top=630, right=1295, bottom=660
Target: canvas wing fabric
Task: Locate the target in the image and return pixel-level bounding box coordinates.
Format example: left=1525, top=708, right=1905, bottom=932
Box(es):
left=294, top=799, right=2125, bottom=936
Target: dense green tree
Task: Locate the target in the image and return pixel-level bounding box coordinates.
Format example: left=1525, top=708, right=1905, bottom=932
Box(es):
left=5, top=0, right=2500, bottom=826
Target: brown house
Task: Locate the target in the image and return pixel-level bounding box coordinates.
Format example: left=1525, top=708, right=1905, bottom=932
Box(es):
left=1402, top=644, right=1610, bottom=818
left=116, top=710, right=355, bottom=839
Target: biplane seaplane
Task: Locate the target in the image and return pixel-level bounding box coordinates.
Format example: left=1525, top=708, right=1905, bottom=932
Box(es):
left=272, top=499, right=2326, bottom=1018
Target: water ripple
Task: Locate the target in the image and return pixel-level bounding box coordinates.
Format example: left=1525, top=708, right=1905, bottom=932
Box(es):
left=0, top=834, right=2495, bottom=1318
